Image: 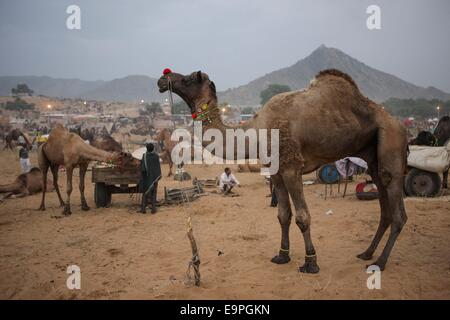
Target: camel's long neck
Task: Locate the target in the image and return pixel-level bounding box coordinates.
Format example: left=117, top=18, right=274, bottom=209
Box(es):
left=194, top=97, right=256, bottom=160
left=77, top=142, right=117, bottom=162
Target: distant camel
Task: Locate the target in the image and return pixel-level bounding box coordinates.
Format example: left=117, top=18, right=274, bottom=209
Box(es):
left=38, top=125, right=134, bottom=215
left=237, top=163, right=262, bottom=173
left=156, top=128, right=176, bottom=177
left=70, top=126, right=122, bottom=152
left=0, top=167, right=54, bottom=200
left=409, top=130, right=436, bottom=146
left=158, top=69, right=408, bottom=272
left=4, top=129, right=32, bottom=150
left=91, top=134, right=123, bottom=152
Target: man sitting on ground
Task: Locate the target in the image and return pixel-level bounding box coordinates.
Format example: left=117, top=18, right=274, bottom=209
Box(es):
left=219, top=167, right=240, bottom=194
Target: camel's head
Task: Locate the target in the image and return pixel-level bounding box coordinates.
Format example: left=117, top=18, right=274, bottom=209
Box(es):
left=110, top=152, right=138, bottom=168
left=157, top=69, right=217, bottom=114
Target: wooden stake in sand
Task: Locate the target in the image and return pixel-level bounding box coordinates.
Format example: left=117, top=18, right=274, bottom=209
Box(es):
left=182, top=191, right=201, bottom=287
left=185, top=213, right=201, bottom=286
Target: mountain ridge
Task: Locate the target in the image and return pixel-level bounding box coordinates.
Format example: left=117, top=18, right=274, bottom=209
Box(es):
left=218, top=45, right=450, bottom=105
left=1, top=45, right=449, bottom=104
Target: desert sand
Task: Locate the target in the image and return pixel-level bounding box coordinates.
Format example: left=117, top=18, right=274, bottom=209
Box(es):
left=0, top=149, right=449, bottom=299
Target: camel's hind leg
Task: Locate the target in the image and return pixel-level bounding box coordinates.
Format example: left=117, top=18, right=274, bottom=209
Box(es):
left=360, top=125, right=408, bottom=270
left=372, top=174, right=407, bottom=270
left=281, top=168, right=319, bottom=273
left=79, top=163, right=90, bottom=211
left=270, top=173, right=293, bottom=264
left=50, top=165, right=64, bottom=207
left=356, top=147, right=392, bottom=261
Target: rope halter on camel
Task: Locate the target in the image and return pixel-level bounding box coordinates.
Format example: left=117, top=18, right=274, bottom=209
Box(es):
left=163, top=68, right=176, bottom=130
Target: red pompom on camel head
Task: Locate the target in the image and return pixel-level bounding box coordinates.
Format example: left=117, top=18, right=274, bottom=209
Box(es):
left=163, top=68, right=172, bottom=75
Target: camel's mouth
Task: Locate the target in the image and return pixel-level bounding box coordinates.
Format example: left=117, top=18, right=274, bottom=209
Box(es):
left=158, top=84, right=168, bottom=93
left=157, top=78, right=169, bottom=93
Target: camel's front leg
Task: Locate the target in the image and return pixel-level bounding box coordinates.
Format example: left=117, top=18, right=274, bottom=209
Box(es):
left=79, top=163, right=90, bottom=211
left=282, top=168, right=320, bottom=273
left=270, top=173, right=292, bottom=264
left=63, top=166, right=74, bottom=215
left=10, top=192, right=29, bottom=199
left=50, top=165, right=64, bottom=207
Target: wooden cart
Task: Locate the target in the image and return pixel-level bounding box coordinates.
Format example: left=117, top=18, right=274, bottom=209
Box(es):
left=91, top=164, right=141, bottom=208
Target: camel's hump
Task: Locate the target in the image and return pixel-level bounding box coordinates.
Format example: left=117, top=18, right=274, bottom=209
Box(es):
left=315, top=69, right=358, bottom=89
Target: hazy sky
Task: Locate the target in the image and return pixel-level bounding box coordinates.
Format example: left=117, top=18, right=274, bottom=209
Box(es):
left=0, top=0, right=449, bottom=91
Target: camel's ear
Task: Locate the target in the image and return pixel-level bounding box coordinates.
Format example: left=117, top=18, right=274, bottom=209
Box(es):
left=196, top=71, right=203, bottom=82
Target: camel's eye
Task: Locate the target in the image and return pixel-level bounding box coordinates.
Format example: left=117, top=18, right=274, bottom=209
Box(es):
left=182, top=77, right=193, bottom=86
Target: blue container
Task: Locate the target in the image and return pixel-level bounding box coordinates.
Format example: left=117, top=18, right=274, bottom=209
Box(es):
left=317, top=164, right=340, bottom=184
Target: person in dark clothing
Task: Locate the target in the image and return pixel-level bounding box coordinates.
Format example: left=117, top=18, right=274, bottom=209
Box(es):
left=140, top=143, right=162, bottom=214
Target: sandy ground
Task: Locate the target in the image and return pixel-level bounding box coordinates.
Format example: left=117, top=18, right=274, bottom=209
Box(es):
left=0, top=149, right=449, bottom=300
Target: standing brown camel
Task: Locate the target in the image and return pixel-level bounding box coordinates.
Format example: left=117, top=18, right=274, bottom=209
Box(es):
left=0, top=167, right=54, bottom=200
left=38, top=124, right=131, bottom=215
left=158, top=69, right=408, bottom=272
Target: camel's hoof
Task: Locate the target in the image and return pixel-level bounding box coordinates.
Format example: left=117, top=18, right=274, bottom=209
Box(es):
left=270, top=252, right=291, bottom=264
left=357, top=252, right=373, bottom=261
left=62, top=205, right=72, bottom=216
left=81, top=205, right=90, bottom=211
left=37, top=206, right=46, bottom=211
left=367, top=261, right=386, bottom=271
left=299, top=256, right=320, bottom=274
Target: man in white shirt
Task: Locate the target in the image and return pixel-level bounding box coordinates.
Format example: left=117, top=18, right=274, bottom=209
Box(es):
left=219, top=167, right=240, bottom=194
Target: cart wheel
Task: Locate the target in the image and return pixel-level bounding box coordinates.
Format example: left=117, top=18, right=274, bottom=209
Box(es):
left=404, top=168, right=441, bottom=197
left=94, top=182, right=111, bottom=207
left=317, top=164, right=340, bottom=184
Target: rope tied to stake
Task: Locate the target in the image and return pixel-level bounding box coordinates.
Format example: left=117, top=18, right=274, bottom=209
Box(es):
left=182, top=193, right=201, bottom=287
left=163, top=68, right=201, bottom=287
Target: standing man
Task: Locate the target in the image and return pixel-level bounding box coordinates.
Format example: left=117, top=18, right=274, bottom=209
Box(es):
left=140, top=143, right=161, bottom=214
left=219, top=167, right=240, bottom=194
left=19, top=144, right=31, bottom=173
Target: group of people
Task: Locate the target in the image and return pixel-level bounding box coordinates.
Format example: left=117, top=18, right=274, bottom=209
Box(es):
left=139, top=142, right=281, bottom=213
left=13, top=137, right=275, bottom=213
